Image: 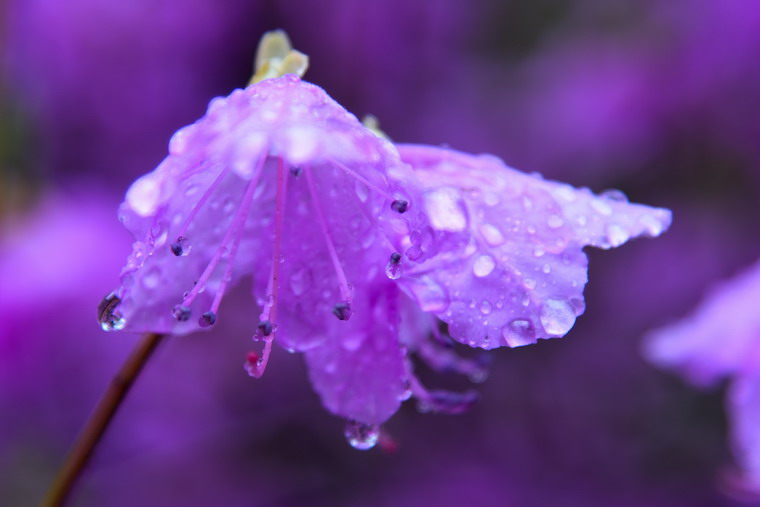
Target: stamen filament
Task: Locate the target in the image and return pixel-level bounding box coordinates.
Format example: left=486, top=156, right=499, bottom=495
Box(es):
left=175, top=166, right=230, bottom=241
left=181, top=157, right=265, bottom=308
left=250, top=158, right=288, bottom=378
left=330, top=158, right=395, bottom=202
left=304, top=165, right=352, bottom=302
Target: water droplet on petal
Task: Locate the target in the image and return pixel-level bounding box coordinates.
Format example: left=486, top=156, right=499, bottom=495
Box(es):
left=344, top=420, right=380, bottom=450
left=605, top=223, right=630, bottom=247
left=480, top=300, right=492, bottom=315
left=547, top=214, right=564, bottom=228
left=479, top=223, right=505, bottom=246
left=540, top=298, right=577, bottom=335
left=98, top=292, right=126, bottom=331
left=600, top=189, right=628, bottom=202
left=473, top=254, right=495, bottom=277
left=502, top=319, right=535, bottom=347
left=424, top=188, right=468, bottom=232
left=591, top=198, right=613, bottom=216
left=355, top=180, right=369, bottom=202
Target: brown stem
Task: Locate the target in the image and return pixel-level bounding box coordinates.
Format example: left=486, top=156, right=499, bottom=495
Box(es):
left=43, top=332, right=167, bottom=507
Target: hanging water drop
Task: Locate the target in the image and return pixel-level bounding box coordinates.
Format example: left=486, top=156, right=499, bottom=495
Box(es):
left=98, top=292, right=126, bottom=331
left=502, top=319, right=536, bottom=347
left=539, top=298, right=577, bottom=335
left=344, top=420, right=380, bottom=450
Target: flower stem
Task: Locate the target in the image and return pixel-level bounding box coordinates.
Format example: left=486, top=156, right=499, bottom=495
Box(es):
left=43, top=332, right=167, bottom=507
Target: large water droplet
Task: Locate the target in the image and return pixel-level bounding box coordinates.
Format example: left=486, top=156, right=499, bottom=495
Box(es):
left=540, top=298, right=577, bottom=335
left=98, top=292, right=126, bottom=331
left=344, top=420, right=379, bottom=450
left=473, top=254, right=495, bottom=277
left=502, top=319, right=535, bottom=347
left=424, top=187, right=468, bottom=232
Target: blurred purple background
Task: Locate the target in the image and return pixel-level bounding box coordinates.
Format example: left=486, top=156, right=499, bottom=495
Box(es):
left=2, top=0, right=760, bottom=505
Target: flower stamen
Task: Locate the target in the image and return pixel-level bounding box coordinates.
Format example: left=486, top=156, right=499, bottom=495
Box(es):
left=170, top=166, right=230, bottom=256
left=248, top=157, right=288, bottom=378
left=175, top=156, right=266, bottom=318
left=304, top=165, right=354, bottom=318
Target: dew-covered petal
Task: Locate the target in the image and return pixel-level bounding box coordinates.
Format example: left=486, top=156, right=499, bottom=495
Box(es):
left=303, top=279, right=408, bottom=425
left=396, top=144, right=672, bottom=349
left=112, top=76, right=424, bottom=337
left=644, top=258, right=760, bottom=387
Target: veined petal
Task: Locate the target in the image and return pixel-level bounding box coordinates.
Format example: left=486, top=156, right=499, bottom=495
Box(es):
left=396, top=144, right=672, bottom=349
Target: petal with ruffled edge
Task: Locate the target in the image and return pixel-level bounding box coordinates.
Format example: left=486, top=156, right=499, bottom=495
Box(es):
left=396, top=144, right=672, bottom=349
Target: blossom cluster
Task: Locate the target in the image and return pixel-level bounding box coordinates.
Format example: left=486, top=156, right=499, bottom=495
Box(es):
left=102, top=36, right=671, bottom=449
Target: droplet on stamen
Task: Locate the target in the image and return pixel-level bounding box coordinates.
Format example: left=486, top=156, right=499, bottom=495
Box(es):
left=243, top=351, right=260, bottom=377
left=98, top=292, right=126, bottom=331
left=172, top=304, right=191, bottom=321
left=332, top=302, right=352, bottom=321
left=390, top=199, right=409, bottom=213
left=170, top=236, right=191, bottom=256
left=385, top=252, right=402, bottom=280
left=344, top=420, right=380, bottom=450
left=199, top=311, right=216, bottom=327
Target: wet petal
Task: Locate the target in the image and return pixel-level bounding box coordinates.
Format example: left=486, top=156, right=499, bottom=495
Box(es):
left=397, top=144, right=672, bottom=349
left=303, top=279, right=408, bottom=425
left=112, top=76, right=422, bottom=337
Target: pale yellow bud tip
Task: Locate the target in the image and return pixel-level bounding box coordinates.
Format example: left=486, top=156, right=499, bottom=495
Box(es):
left=362, top=115, right=391, bottom=141
left=249, top=30, right=309, bottom=85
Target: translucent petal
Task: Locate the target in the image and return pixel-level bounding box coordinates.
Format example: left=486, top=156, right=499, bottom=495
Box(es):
left=397, top=144, right=672, bottom=349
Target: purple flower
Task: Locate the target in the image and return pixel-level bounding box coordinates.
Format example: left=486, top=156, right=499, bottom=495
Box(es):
left=106, top=68, right=671, bottom=439
left=645, top=259, right=760, bottom=493
left=107, top=74, right=426, bottom=427
left=395, top=144, right=672, bottom=349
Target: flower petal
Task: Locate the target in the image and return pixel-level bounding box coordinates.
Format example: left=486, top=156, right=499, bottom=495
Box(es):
left=397, top=144, right=672, bottom=349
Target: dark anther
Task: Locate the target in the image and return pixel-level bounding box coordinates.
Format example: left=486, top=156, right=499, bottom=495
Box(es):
left=332, top=302, right=353, bottom=321
left=290, top=166, right=303, bottom=177
left=170, top=236, right=189, bottom=256
left=199, top=311, right=217, bottom=328
left=172, top=304, right=191, bottom=322
left=389, top=252, right=402, bottom=264
left=257, top=320, right=273, bottom=336
left=391, top=199, right=409, bottom=213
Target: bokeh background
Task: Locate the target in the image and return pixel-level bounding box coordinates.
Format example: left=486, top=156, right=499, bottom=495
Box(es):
left=2, top=0, right=760, bottom=505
